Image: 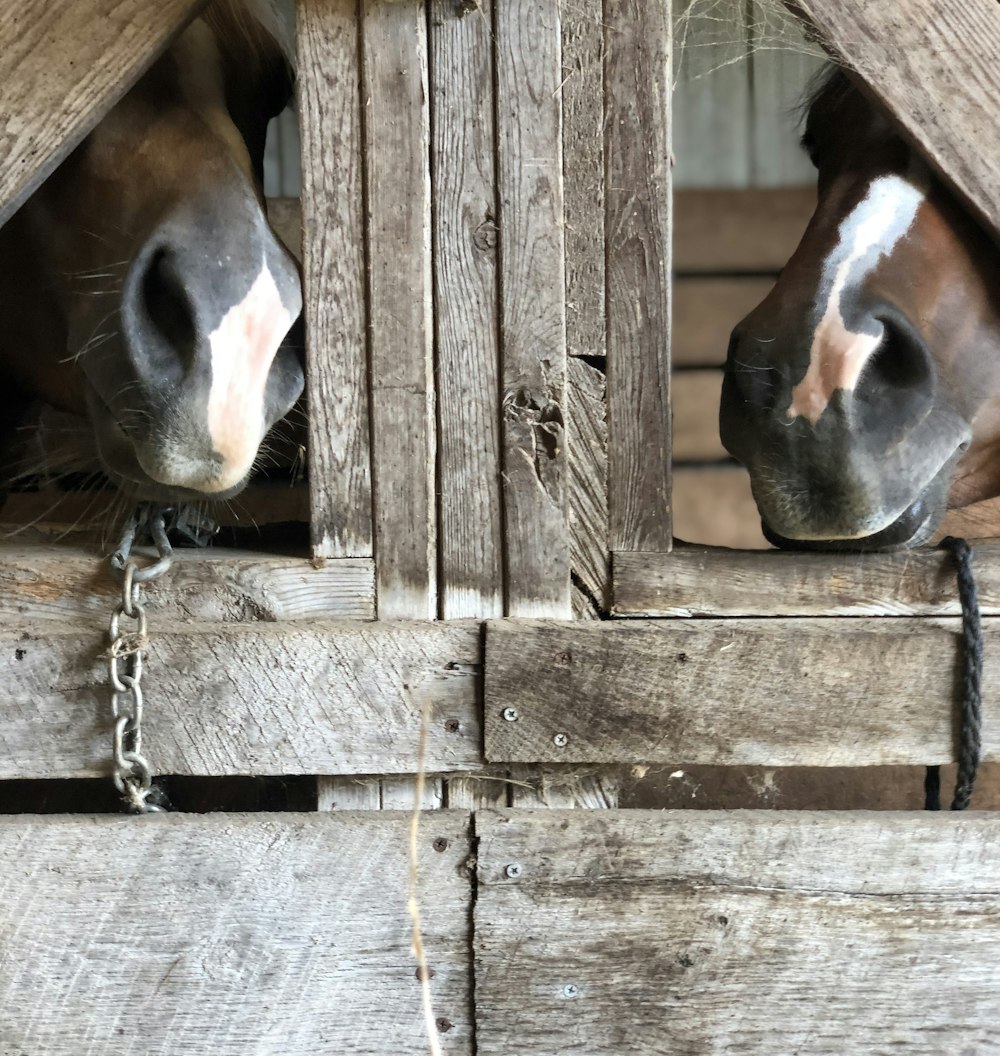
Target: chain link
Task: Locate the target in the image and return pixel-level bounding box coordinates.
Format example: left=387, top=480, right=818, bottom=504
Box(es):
left=107, top=505, right=175, bottom=814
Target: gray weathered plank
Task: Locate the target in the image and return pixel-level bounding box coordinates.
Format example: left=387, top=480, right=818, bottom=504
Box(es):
left=0, top=812, right=472, bottom=1056
left=671, top=0, right=752, bottom=188
left=614, top=542, right=1000, bottom=617
left=1, top=620, right=480, bottom=779
left=484, top=617, right=1000, bottom=766
left=297, top=0, right=373, bottom=560
left=605, top=0, right=672, bottom=553
left=496, top=0, right=571, bottom=618
left=475, top=809, right=1000, bottom=1055
left=793, top=0, right=1000, bottom=241
left=0, top=543, right=373, bottom=622
left=362, top=0, right=436, bottom=619
left=561, top=0, right=606, bottom=361
left=0, top=0, right=204, bottom=227
left=429, top=0, right=503, bottom=620
left=567, top=358, right=609, bottom=613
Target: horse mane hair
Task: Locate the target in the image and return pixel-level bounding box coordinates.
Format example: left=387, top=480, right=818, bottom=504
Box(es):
left=202, top=0, right=295, bottom=76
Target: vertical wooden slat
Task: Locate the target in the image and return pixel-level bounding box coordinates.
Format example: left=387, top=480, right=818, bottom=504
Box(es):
left=605, top=0, right=672, bottom=553
left=429, top=0, right=503, bottom=620
left=297, top=0, right=372, bottom=560
left=496, top=0, right=571, bottom=618
left=362, top=0, right=436, bottom=619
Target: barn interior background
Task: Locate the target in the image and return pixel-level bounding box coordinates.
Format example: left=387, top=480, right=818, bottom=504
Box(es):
left=1, top=0, right=999, bottom=1052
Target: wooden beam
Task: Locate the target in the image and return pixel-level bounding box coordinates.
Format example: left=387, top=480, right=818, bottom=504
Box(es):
left=496, top=0, right=571, bottom=617
left=605, top=0, right=672, bottom=554
left=792, top=0, right=1000, bottom=242
left=671, top=369, right=725, bottom=462
left=429, top=0, right=503, bottom=619
left=362, top=0, right=436, bottom=618
left=0, top=543, right=373, bottom=622
left=0, top=0, right=205, bottom=227
left=1, top=621, right=481, bottom=779
left=673, top=187, right=816, bottom=272
left=484, top=617, right=1000, bottom=766
left=672, top=276, right=775, bottom=367
left=613, top=542, right=1000, bottom=618
left=297, top=0, right=373, bottom=561
left=0, top=812, right=472, bottom=1055
left=475, top=809, right=1000, bottom=1055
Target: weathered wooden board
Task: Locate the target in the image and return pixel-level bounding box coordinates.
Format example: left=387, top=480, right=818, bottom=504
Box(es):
left=362, top=0, right=436, bottom=618
left=793, top=0, right=1000, bottom=241
left=1, top=620, right=480, bottom=779
left=605, top=0, right=672, bottom=554
left=561, top=0, right=606, bottom=361
left=0, top=544, right=373, bottom=622
left=429, top=0, right=503, bottom=620
left=672, top=370, right=725, bottom=462
left=297, top=0, right=373, bottom=560
left=476, top=809, right=1000, bottom=1055
left=567, top=358, right=609, bottom=615
left=672, top=276, right=775, bottom=367
left=614, top=542, right=1000, bottom=617
left=0, top=812, right=472, bottom=1055
left=496, top=0, right=570, bottom=618
left=0, top=0, right=204, bottom=227
left=673, top=187, right=815, bottom=272
left=484, top=617, right=1000, bottom=766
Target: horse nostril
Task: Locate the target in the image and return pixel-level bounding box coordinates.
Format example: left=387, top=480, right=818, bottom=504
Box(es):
left=867, top=317, right=932, bottom=392
left=141, top=249, right=196, bottom=355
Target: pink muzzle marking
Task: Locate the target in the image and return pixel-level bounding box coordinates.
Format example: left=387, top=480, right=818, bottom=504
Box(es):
left=205, top=261, right=293, bottom=492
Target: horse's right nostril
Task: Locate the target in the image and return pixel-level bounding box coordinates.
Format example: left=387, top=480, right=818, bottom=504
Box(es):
left=866, top=316, right=933, bottom=393
left=141, top=249, right=196, bottom=356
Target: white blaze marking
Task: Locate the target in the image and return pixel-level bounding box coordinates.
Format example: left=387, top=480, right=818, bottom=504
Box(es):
left=205, top=260, right=293, bottom=491
left=787, top=175, right=926, bottom=424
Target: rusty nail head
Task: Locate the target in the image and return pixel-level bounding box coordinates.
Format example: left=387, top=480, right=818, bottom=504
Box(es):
left=432, top=837, right=449, bottom=853
left=562, top=983, right=580, bottom=999
left=553, top=733, right=569, bottom=748
left=436, top=1018, right=454, bottom=1033
left=502, top=707, right=519, bottom=722
left=504, top=862, right=523, bottom=879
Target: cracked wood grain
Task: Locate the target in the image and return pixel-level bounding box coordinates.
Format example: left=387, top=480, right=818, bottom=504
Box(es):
left=496, top=0, right=571, bottom=618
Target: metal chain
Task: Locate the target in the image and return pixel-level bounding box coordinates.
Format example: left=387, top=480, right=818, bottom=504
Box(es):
left=107, top=504, right=176, bottom=814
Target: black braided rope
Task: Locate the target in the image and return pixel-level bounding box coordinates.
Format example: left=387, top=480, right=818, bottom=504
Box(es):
left=925, top=536, right=983, bottom=811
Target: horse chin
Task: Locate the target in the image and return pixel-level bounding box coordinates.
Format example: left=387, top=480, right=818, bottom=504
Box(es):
left=760, top=458, right=954, bottom=553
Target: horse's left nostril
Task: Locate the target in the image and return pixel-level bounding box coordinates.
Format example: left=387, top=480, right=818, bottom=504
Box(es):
left=141, top=249, right=196, bottom=357
left=867, top=316, right=933, bottom=392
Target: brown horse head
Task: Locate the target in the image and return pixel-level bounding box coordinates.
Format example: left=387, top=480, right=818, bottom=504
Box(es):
left=0, top=0, right=303, bottom=502
left=720, top=69, right=1000, bottom=549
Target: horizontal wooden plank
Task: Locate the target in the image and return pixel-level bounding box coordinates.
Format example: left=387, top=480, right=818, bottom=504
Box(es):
left=484, top=617, right=1000, bottom=766
left=613, top=541, right=1000, bottom=617
left=0, top=812, right=472, bottom=1055
left=0, top=544, right=373, bottom=622
left=673, top=187, right=815, bottom=273
left=672, top=276, right=774, bottom=367
left=1, top=621, right=481, bottom=779
left=671, top=370, right=724, bottom=462
left=0, top=0, right=204, bottom=226
left=475, top=809, right=1000, bottom=1055
left=794, top=0, right=1000, bottom=242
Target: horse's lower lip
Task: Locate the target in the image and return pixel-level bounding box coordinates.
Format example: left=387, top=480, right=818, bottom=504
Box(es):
left=762, top=499, right=936, bottom=552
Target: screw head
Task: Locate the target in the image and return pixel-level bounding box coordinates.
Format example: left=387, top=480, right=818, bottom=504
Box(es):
left=432, top=837, right=449, bottom=853
left=552, top=732, right=569, bottom=748
left=502, top=707, right=519, bottom=722
left=444, top=719, right=461, bottom=733
left=562, top=983, right=580, bottom=999
left=504, top=862, right=523, bottom=879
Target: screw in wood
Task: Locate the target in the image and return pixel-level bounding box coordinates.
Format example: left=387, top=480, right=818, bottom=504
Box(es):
left=504, top=862, right=523, bottom=879
left=552, top=733, right=569, bottom=748
left=502, top=707, right=519, bottom=722
left=562, top=984, right=580, bottom=999
left=432, top=837, right=449, bottom=853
